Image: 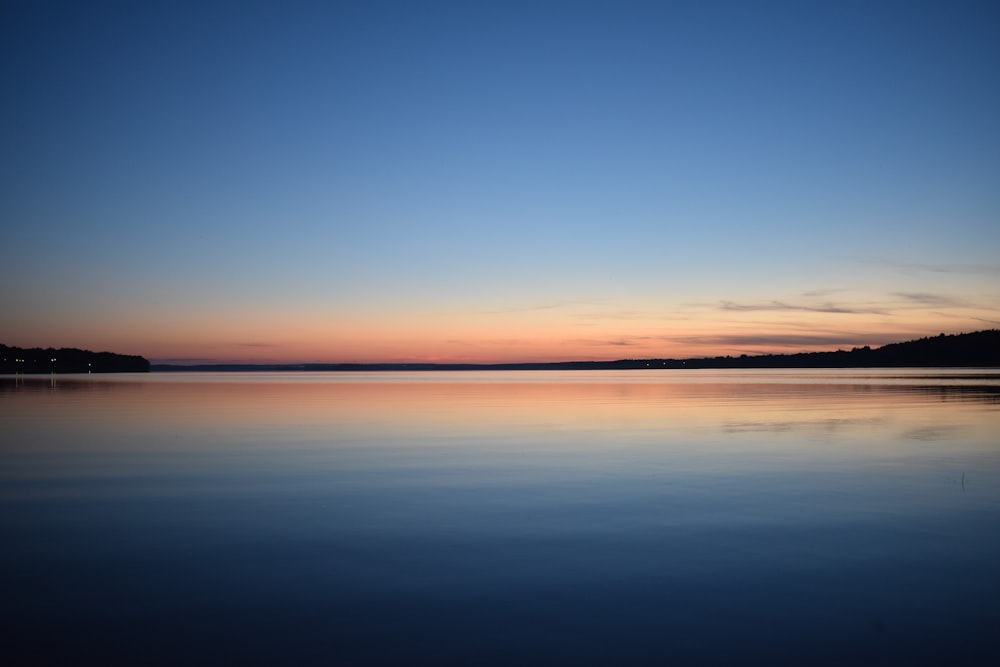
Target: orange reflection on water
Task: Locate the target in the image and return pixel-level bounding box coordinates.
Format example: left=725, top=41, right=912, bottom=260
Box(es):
left=3, top=371, right=997, bottom=464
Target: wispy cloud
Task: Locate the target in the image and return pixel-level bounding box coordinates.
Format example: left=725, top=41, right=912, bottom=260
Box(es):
left=717, top=289, right=987, bottom=317
left=860, top=258, right=1000, bottom=275
left=476, top=298, right=606, bottom=315
left=567, top=337, right=642, bottom=347
left=892, top=292, right=966, bottom=308
left=669, top=333, right=892, bottom=349
left=718, top=300, right=886, bottom=315
left=800, top=288, right=848, bottom=298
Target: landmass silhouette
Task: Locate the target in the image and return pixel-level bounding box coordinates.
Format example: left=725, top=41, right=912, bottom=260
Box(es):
left=151, top=330, right=999, bottom=372
left=3, top=330, right=997, bottom=374
left=0, top=345, right=150, bottom=373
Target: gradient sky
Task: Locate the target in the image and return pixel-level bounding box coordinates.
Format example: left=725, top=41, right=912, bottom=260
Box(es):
left=2, top=0, right=998, bottom=363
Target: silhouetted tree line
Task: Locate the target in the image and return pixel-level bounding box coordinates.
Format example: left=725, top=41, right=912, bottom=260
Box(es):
left=618, top=330, right=1000, bottom=369
left=0, top=345, right=150, bottom=373
left=150, top=330, right=1000, bottom=372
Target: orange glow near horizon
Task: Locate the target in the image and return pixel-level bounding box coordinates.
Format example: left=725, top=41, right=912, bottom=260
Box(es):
left=5, top=282, right=995, bottom=364
left=6, top=308, right=985, bottom=365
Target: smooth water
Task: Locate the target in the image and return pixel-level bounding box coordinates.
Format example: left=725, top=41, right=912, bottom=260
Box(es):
left=2, top=370, right=998, bottom=666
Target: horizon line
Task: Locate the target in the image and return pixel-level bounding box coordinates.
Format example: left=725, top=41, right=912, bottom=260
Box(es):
left=147, top=329, right=997, bottom=369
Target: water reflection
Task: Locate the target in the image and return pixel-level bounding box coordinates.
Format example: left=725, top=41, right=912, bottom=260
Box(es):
left=1, top=370, right=998, bottom=665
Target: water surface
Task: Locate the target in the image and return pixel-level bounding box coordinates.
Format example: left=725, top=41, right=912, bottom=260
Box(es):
left=2, top=370, right=998, bottom=665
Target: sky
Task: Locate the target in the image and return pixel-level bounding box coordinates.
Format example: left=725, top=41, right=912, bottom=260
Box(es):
left=2, top=0, right=998, bottom=364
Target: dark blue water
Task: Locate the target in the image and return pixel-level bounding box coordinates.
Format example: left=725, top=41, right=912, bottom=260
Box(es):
left=2, top=371, right=998, bottom=665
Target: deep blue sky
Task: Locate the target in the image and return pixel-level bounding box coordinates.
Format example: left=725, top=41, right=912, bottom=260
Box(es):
left=3, top=1, right=998, bottom=362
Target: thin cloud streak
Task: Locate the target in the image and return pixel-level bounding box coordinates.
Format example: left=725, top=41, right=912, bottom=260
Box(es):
left=718, top=300, right=887, bottom=315
left=564, top=337, right=637, bottom=348
left=669, top=333, right=902, bottom=350
left=860, top=258, right=1000, bottom=276
left=892, top=292, right=967, bottom=308
left=475, top=299, right=607, bottom=316
left=800, top=288, right=849, bottom=298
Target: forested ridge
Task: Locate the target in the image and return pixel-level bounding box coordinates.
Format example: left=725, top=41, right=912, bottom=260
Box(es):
left=1, top=345, right=150, bottom=373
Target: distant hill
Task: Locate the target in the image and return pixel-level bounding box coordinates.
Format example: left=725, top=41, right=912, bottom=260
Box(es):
left=0, top=345, right=150, bottom=373
left=647, top=329, right=1000, bottom=369
left=151, top=330, right=1000, bottom=372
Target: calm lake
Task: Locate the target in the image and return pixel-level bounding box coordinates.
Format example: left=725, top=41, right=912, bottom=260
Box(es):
left=2, top=369, right=998, bottom=665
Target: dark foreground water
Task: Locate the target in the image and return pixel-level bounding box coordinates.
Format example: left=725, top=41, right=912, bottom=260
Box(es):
left=1, top=370, right=998, bottom=666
